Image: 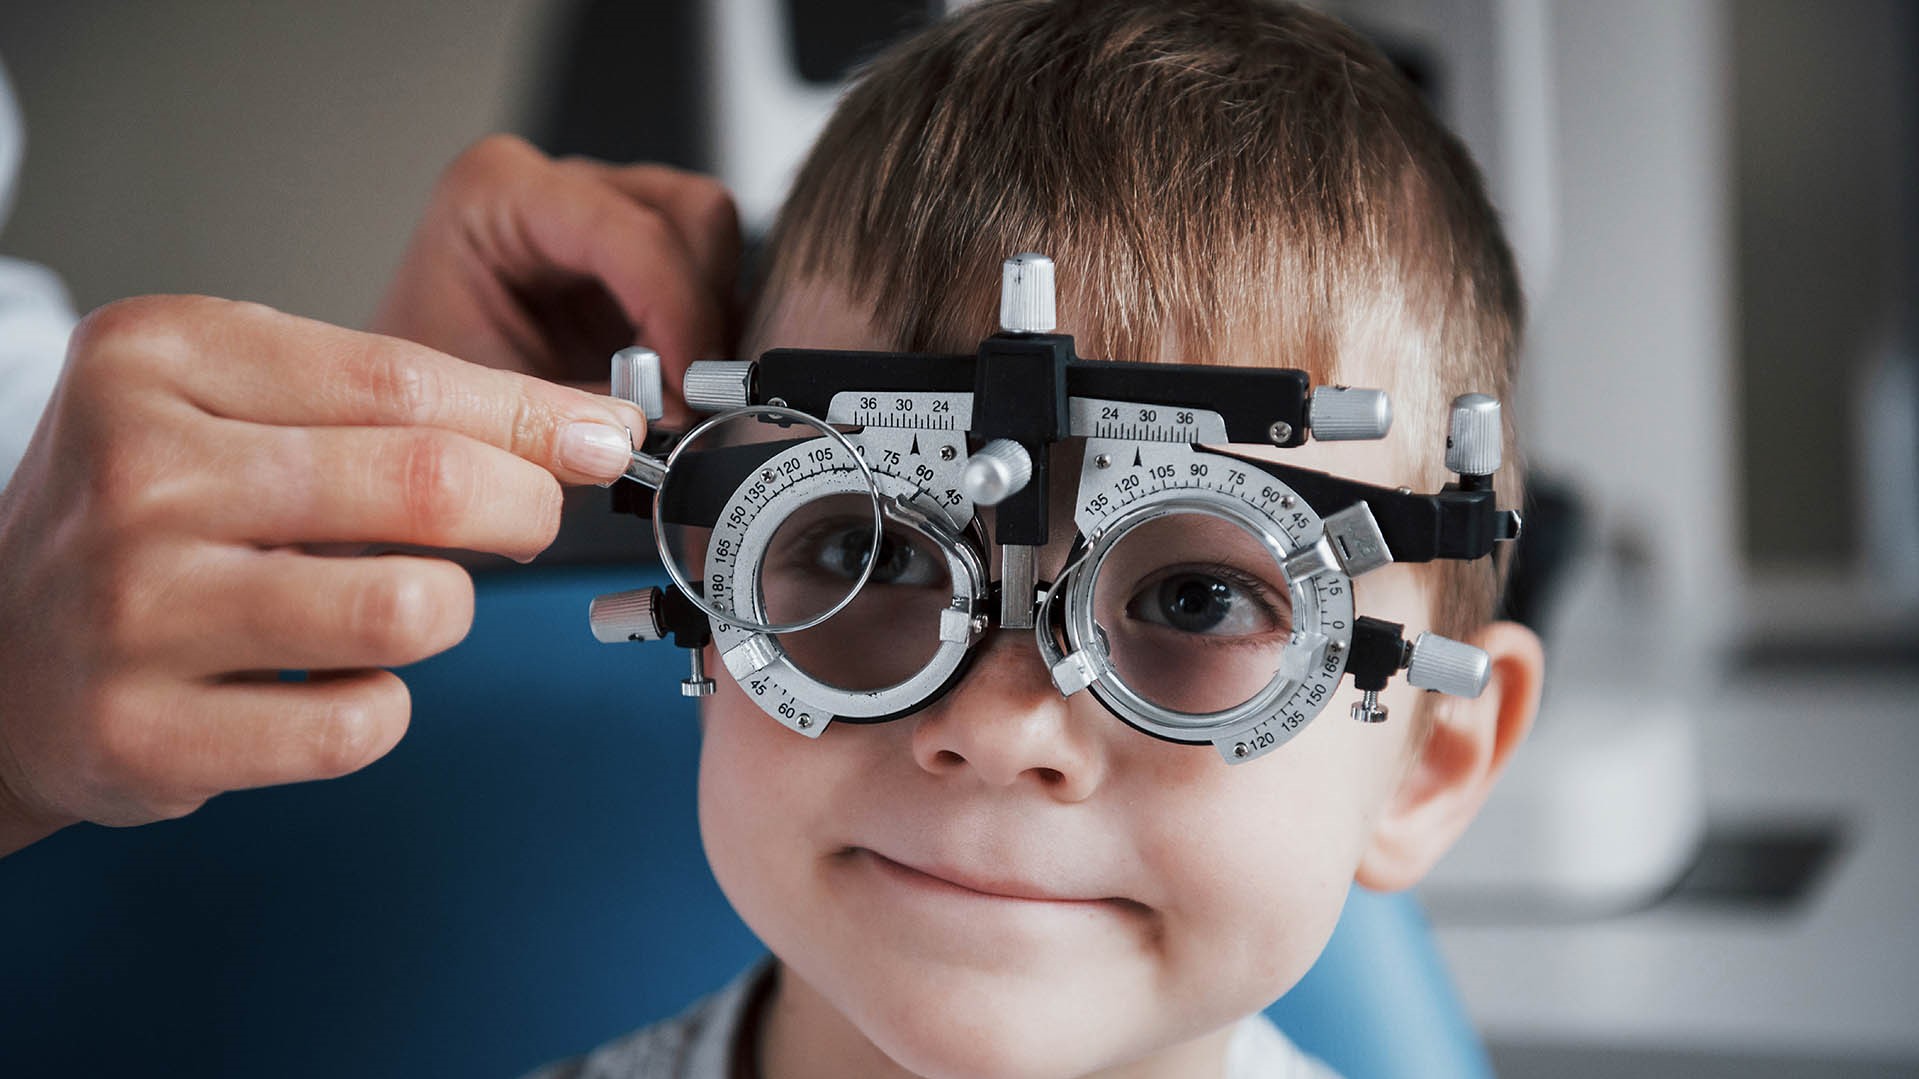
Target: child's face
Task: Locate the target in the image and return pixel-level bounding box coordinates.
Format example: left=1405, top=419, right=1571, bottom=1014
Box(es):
left=697, top=280, right=1439, bottom=1078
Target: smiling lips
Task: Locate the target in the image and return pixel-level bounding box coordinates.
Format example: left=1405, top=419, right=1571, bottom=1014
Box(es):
left=851, top=847, right=1131, bottom=908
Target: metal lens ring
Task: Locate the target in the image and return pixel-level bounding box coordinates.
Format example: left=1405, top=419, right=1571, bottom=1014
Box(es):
left=651, top=404, right=885, bottom=636
left=1057, top=441, right=1355, bottom=756
left=711, top=479, right=990, bottom=732
left=1063, top=497, right=1301, bottom=737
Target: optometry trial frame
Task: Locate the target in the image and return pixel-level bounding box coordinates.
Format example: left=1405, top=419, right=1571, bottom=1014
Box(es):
left=586, top=254, right=1520, bottom=764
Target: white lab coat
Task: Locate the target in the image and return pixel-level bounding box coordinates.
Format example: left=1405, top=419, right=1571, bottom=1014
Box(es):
left=0, top=59, right=77, bottom=488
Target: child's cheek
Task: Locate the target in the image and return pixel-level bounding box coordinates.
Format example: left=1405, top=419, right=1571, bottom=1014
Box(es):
left=697, top=684, right=818, bottom=932
left=1134, top=715, right=1393, bottom=1006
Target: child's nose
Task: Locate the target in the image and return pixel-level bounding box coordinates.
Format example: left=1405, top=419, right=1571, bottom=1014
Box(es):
left=908, top=633, right=1109, bottom=801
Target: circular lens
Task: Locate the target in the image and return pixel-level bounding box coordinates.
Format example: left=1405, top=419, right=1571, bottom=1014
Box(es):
left=762, top=497, right=956, bottom=692
left=1088, top=509, right=1294, bottom=714
left=653, top=406, right=883, bottom=635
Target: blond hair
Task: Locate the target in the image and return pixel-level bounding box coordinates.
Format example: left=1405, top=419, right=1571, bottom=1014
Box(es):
left=754, top=0, right=1523, bottom=646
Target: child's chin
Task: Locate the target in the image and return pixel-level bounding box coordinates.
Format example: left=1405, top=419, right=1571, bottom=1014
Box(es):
left=845, top=967, right=1160, bottom=1079
left=863, top=1018, right=1117, bottom=1079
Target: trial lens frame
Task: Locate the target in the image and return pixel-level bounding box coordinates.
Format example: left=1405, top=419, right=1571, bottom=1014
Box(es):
left=587, top=254, right=1520, bottom=764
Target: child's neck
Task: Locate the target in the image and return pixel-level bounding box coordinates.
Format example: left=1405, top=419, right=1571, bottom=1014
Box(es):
left=750, top=961, right=1237, bottom=1079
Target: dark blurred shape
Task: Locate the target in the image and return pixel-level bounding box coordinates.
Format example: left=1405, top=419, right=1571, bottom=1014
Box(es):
left=1665, top=818, right=1848, bottom=912
left=1737, top=631, right=1919, bottom=672
left=530, top=0, right=707, bottom=168
left=1733, top=0, right=1917, bottom=571
left=1498, top=476, right=1583, bottom=637
left=528, top=0, right=938, bottom=170
left=786, top=0, right=941, bottom=84
left=1347, top=21, right=1443, bottom=109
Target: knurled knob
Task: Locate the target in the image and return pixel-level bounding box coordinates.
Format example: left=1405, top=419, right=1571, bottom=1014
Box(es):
left=1308, top=386, right=1393, bottom=441
left=683, top=360, right=754, bottom=413
left=1404, top=632, right=1492, bottom=698
left=610, top=347, right=665, bottom=421
left=960, top=438, right=1033, bottom=505
left=999, top=252, right=1057, bottom=334
left=1445, top=393, right=1503, bottom=476
left=588, top=587, right=666, bottom=644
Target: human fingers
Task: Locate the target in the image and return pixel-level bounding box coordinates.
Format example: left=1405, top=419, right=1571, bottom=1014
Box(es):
left=557, top=158, right=743, bottom=320
left=138, top=547, right=476, bottom=675
left=71, top=295, right=643, bottom=487
left=472, top=140, right=726, bottom=373
left=82, top=669, right=414, bottom=823
left=163, top=423, right=570, bottom=563
left=427, top=136, right=728, bottom=375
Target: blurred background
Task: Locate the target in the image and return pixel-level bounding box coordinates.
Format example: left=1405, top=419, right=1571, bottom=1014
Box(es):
left=1, top=1, right=1915, bottom=1076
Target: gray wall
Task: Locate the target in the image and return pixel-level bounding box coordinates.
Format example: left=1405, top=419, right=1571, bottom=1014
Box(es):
left=0, top=0, right=556, bottom=327
left=1732, top=0, right=1915, bottom=572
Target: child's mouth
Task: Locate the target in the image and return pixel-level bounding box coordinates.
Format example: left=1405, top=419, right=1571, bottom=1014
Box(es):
left=843, top=846, right=1143, bottom=912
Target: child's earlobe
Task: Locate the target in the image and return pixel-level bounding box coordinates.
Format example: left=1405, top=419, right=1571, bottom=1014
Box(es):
left=1354, top=620, right=1544, bottom=892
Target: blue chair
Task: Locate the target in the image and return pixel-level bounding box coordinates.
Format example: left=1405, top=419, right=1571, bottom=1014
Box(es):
left=0, top=565, right=1489, bottom=1078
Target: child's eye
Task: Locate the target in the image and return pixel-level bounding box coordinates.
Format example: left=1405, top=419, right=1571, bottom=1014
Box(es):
left=1123, top=567, right=1289, bottom=638
left=805, top=523, right=944, bottom=587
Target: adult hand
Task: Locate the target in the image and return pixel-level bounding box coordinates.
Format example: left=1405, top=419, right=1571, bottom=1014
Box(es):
left=370, top=134, right=741, bottom=405
left=0, top=296, right=648, bottom=856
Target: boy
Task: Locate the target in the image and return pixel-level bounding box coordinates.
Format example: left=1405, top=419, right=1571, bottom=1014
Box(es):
left=541, top=1, right=1543, bottom=1077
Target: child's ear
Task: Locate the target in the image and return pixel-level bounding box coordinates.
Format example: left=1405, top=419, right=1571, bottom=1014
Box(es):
left=1354, top=619, right=1545, bottom=892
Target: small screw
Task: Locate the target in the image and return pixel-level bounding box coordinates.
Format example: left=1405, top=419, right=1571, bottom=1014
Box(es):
left=1328, top=640, right=1343, bottom=653
left=1397, top=486, right=1413, bottom=495
left=1350, top=690, right=1389, bottom=724
left=941, top=445, right=957, bottom=461
left=1268, top=420, right=1294, bottom=444
left=971, top=614, right=990, bottom=634
left=1279, top=495, right=1296, bottom=509
left=681, top=650, right=716, bottom=696
left=1234, top=743, right=1249, bottom=758
left=1094, top=453, right=1112, bottom=469
left=797, top=715, right=813, bottom=729
left=767, top=396, right=788, bottom=408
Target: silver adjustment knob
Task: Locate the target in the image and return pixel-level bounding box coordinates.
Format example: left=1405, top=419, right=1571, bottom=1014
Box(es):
left=960, top=438, right=1033, bottom=505
left=682, top=649, right=717, bottom=697
left=1405, top=631, right=1492, bottom=698
left=1445, top=393, right=1502, bottom=476
left=683, top=360, right=754, bottom=413
left=588, top=587, right=665, bottom=644
left=1309, top=386, right=1393, bottom=441
left=610, top=347, right=666, bottom=422
left=999, top=252, right=1056, bottom=334
left=1351, top=689, right=1389, bottom=724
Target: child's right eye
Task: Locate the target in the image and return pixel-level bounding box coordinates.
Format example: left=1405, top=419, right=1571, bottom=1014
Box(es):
left=790, top=520, right=944, bottom=588
left=1122, top=565, right=1291, bottom=641
left=805, top=518, right=940, bottom=583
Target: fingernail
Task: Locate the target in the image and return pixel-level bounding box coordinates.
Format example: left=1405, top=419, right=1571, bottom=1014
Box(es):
left=607, top=399, right=650, bottom=438
left=560, top=421, right=632, bottom=480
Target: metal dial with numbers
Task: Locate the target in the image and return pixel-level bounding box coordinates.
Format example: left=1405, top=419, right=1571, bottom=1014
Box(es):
left=828, top=390, right=974, bottom=432
left=1068, top=398, right=1229, bottom=443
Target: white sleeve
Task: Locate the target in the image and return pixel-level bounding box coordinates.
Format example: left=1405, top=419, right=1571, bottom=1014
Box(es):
left=0, top=255, right=74, bottom=485
left=0, top=57, right=78, bottom=489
